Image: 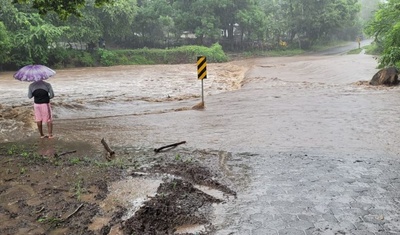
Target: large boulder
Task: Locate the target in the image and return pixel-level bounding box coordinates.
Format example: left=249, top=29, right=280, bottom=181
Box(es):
left=369, top=67, right=399, bottom=86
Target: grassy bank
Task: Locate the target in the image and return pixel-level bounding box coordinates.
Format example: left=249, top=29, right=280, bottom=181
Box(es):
left=48, top=40, right=371, bottom=69
left=50, top=43, right=229, bottom=68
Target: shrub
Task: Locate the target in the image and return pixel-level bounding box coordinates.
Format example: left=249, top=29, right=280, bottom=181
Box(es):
left=120, top=43, right=228, bottom=64
left=48, top=47, right=71, bottom=68
left=379, top=46, right=400, bottom=68
left=97, top=49, right=118, bottom=66
left=78, top=52, right=96, bottom=67
left=42, top=43, right=229, bottom=68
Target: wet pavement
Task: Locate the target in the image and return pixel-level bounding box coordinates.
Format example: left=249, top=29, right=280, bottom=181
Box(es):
left=210, top=51, right=400, bottom=234
left=214, top=150, right=400, bottom=234
left=2, top=42, right=400, bottom=234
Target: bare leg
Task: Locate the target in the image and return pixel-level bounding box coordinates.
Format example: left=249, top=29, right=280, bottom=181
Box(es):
left=47, top=122, right=53, bottom=137
left=37, top=122, right=44, bottom=137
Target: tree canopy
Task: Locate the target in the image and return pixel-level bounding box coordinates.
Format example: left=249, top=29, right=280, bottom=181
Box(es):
left=12, top=0, right=113, bottom=19
left=1, top=0, right=365, bottom=69
left=365, top=0, right=400, bottom=67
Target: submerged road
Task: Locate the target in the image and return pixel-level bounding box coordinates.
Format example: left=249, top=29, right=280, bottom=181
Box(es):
left=68, top=52, right=400, bottom=234
left=42, top=42, right=400, bottom=234
left=210, top=44, right=400, bottom=234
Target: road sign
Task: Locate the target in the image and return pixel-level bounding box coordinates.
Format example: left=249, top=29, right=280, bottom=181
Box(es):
left=197, top=56, right=207, bottom=80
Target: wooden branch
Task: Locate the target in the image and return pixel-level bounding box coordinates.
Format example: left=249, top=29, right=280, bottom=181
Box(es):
left=64, top=204, right=83, bottom=221
left=35, top=207, right=45, bottom=214
left=101, top=138, right=115, bottom=160
left=54, top=150, right=77, bottom=158
left=154, top=141, right=186, bottom=153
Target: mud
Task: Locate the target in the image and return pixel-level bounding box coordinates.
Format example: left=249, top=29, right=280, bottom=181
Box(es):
left=123, top=178, right=221, bottom=235
left=0, top=139, right=122, bottom=235
left=0, top=138, right=239, bottom=235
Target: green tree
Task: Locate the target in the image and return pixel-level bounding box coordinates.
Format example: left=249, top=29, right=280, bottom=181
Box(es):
left=47, top=0, right=138, bottom=49
left=132, top=0, right=173, bottom=47
left=258, top=0, right=288, bottom=46
left=0, top=0, right=68, bottom=66
left=97, top=0, right=138, bottom=42
left=62, top=13, right=102, bottom=49
left=12, top=0, right=113, bottom=19
left=270, top=0, right=360, bottom=47
left=218, top=0, right=253, bottom=40
left=0, top=22, right=12, bottom=66
left=236, top=4, right=268, bottom=42
left=365, top=0, right=400, bottom=67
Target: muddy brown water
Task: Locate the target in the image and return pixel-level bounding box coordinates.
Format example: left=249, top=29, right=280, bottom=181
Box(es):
left=3, top=45, right=400, bottom=233
left=1, top=51, right=388, bottom=155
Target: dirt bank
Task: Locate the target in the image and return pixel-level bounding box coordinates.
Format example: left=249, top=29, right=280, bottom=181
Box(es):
left=0, top=138, right=238, bottom=235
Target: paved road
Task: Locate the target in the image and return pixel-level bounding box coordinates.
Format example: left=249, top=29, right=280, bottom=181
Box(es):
left=214, top=150, right=400, bottom=235
left=310, top=39, right=374, bottom=55
left=209, top=47, right=400, bottom=234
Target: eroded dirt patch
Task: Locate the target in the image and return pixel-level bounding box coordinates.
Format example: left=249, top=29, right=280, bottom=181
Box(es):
left=0, top=138, right=239, bottom=235
left=123, top=178, right=221, bottom=235
left=149, top=162, right=237, bottom=198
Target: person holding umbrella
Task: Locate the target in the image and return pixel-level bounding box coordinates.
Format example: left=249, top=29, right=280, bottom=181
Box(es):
left=28, top=80, right=55, bottom=138
left=14, top=65, right=56, bottom=138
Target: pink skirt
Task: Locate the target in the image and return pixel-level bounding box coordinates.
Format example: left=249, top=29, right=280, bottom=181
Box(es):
left=33, top=103, right=52, bottom=123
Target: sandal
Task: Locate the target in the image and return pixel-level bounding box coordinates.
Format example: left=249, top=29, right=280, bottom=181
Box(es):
left=40, top=135, right=48, bottom=139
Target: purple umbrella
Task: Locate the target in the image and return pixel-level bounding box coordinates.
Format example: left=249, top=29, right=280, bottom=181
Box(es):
left=13, top=65, right=56, bottom=82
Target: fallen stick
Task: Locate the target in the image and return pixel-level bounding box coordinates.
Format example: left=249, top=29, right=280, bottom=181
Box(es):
left=154, top=141, right=186, bottom=153
left=35, top=207, right=45, bottom=214
left=54, top=150, right=77, bottom=158
left=101, top=138, right=115, bottom=160
left=43, top=187, right=69, bottom=192
left=64, top=204, right=83, bottom=221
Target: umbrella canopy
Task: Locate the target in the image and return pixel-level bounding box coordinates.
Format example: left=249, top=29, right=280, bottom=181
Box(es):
left=13, top=65, right=56, bottom=82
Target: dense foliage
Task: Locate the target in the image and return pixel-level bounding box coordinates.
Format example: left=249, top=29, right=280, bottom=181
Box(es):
left=365, top=0, right=400, bottom=68
left=12, top=0, right=113, bottom=19
left=0, top=0, right=369, bottom=69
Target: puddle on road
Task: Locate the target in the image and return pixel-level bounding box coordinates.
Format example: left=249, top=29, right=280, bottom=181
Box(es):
left=100, top=177, right=162, bottom=218
left=88, top=217, right=112, bottom=233
left=47, top=228, right=69, bottom=235
left=88, top=177, right=162, bottom=234
left=195, top=185, right=226, bottom=200
left=175, top=224, right=206, bottom=234
left=92, top=175, right=232, bottom=234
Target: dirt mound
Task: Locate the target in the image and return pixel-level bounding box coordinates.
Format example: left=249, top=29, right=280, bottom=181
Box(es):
left=0, top=140, right=125, bottom=235
left=0, top=139, right=236, bottom=235
left=0, top=105, right=34, bottom=128
left=123, top=178, right=221, bottom=235
left=150, top=162, right=236, bottom=197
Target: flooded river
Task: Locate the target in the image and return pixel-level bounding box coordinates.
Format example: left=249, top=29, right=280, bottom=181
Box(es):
left=0, top=44, right=389, bottom=154
left=3, top=42, right=400, bottom=233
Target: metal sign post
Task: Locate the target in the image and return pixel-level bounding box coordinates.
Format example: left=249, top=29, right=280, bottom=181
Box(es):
left=197, top=56, right=207, bottom=106
left=201, top=79, right=204, bottom=103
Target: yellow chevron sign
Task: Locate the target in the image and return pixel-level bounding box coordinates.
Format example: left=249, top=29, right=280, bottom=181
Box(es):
left=197, top=56, right=207, bottom=80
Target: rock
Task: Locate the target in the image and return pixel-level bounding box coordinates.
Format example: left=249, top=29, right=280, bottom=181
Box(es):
left=370, top=67, right=399, bottom=86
